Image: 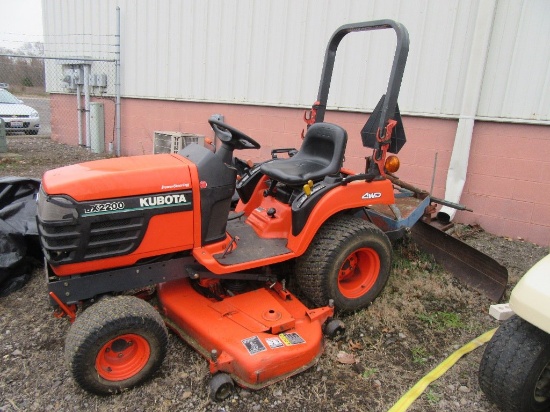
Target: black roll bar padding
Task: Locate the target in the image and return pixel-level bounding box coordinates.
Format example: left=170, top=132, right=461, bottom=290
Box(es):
left=315, top=20, right=409, bottom=143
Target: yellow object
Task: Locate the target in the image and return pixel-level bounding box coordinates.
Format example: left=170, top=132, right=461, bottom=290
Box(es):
left=387, top=328, right=497, bottom=412
left=303, top=180, right=314, bottom=196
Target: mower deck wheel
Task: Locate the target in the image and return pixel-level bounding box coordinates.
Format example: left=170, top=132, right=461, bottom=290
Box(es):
left=209, top=373, right=235, bottom=402
left=324, top=319, right=346, bottom=339
left=295, top=215, right=391, bottom=312
left=64, top=295, right=168, bottom=395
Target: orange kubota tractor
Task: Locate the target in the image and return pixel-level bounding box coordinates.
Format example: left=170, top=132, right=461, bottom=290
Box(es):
left=38, top=20, right=414, bottom=400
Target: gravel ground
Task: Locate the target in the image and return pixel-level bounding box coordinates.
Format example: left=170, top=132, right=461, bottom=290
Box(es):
left=0, top=135, right=548, bottom=412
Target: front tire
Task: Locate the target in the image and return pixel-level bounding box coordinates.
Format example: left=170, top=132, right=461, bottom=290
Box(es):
left=295, top=215, right=392, bottom=312
left=479, top=315, right=550, bottom=412
left=65, top=296, right=168, bottom=395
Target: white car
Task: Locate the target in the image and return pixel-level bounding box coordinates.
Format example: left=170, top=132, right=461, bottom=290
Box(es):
left=0, top=88, right=40, bottom=135
left=479, top=254, right=550, bottom=412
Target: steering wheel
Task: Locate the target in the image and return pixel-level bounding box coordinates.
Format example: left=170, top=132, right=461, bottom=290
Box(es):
left=208, top=118, right=261, bottom=151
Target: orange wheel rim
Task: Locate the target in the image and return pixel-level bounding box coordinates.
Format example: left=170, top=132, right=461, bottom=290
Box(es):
left=95, top=334, right=150, bottom=381
left=338, top=248, right=380, bottom=299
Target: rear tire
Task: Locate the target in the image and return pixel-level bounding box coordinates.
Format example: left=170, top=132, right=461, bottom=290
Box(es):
left=295, top=215, right=392, bottom=312
left=65, top=296, right=168, bottom=395
left=479, top=315, right=550, bottom=412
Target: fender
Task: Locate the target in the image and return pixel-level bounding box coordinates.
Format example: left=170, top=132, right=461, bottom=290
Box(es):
left=192, top=177, right=395, bottom=275
left=510, top=254, right=550, bottom=334
left=286, top=178, right=395, bottom=254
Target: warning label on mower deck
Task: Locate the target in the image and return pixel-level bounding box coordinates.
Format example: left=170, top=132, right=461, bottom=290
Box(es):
left=279, top=332, right=306, bottom=346
left=265, top=337, right=284, bottom=349
left=242, top=336, right=267, bottom=355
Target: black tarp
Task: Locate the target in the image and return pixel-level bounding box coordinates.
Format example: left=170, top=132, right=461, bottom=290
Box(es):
left=0, top=177, right=42, bottom=296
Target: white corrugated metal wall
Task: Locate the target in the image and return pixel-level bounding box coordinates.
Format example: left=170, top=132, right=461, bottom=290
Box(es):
left=478, top=0, right=550, bottom=122
left=42, top=0, right=550, bottom=124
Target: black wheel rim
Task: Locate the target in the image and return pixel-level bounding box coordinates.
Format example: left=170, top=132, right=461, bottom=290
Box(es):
left=216, top=383, right=233, bottom=400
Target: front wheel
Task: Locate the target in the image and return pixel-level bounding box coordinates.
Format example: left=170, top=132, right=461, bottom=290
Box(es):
left=479, top=315, right=550, bottom=412
left=295, top=215, right=392, bottom=312
left=64, top=296, right=168, bottom=395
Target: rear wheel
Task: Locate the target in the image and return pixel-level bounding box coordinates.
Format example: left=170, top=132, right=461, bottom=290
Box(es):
left=295, top=215, right=392, bottom=312
left=65, top=296, right=168, bottom=395
left=479, top=315, right=550, bottom=412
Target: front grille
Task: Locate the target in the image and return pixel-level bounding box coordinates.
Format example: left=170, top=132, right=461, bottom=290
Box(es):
left=38, top=214, right=146, bottom=264
left=85, top=217, right=144, bottom=259
left=37, top=189, right=193, bottom=267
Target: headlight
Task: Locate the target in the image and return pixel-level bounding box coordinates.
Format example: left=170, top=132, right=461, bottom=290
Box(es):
left=37, top=190, right=77, bottom=221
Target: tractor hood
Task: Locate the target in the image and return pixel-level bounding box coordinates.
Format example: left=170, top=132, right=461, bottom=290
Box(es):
left=41, top=154, right=193, bottom=202
left=510, top=254, right=550, bottom=334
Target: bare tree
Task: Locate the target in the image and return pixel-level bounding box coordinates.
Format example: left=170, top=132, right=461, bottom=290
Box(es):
left=0, top=43, right=45, bottom=89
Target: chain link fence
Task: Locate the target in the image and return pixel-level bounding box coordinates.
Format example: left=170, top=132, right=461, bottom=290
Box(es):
left=45, top=57, right=117, bottom=152
left=0, top=33, right=119, bottom=154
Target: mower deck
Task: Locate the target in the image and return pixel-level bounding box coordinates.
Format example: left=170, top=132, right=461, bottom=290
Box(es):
left=157, top=278, right=334, bottom=389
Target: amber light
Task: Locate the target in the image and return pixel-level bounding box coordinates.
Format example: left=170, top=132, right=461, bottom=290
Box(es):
left=385, top=155, right=400, bottom=173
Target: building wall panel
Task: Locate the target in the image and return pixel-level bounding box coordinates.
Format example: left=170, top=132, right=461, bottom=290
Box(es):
left=478, top=0, right=550, bottom=121
left=43, top=0, right=549, bottom=123
left=41, top=0, right=550, bottom=244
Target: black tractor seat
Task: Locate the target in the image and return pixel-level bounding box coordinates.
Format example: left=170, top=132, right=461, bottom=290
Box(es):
left=260, top=122, right=348, bottom=186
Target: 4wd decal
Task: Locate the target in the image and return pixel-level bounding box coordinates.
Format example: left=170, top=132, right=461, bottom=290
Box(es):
left=242, top=336, right=267, bottom=355
left=279, top=332, right=306, bottom=346
left=81, top=190, right=193, bottom=217
left=362, top=192, right=382, bottom=200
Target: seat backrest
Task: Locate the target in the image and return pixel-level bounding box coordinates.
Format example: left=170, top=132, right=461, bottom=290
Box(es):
left=296, top=122, right=347, bottom=173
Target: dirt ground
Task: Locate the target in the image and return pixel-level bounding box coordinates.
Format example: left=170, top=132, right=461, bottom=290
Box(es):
left=0, top=135, right=548, bottom=412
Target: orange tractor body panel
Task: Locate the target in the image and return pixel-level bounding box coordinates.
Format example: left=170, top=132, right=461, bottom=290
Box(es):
left=41, top=154, right=192, bottom=200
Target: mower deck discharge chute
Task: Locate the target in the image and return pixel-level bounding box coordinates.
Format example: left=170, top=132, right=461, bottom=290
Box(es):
left=37, top=19, right=506, bottom=400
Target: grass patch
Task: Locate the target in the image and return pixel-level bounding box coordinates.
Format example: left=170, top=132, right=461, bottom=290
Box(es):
left=411, top=346, right=429, bottom=365
left=425, top=389, right=441, bottom=404
left=417, top=311, right=464, bottom=330
left=361, top=367, right=378, bottom=379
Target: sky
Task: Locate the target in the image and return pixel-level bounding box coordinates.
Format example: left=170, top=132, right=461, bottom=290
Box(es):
left=0, top=0, right=44, bottom=50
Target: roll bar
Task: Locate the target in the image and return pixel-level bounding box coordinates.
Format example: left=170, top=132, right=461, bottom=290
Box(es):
left=314, top=20, right=409, bottom=142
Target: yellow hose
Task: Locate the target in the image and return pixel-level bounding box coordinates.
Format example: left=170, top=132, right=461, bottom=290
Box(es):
left=387, top=328, right=497, bottom=412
